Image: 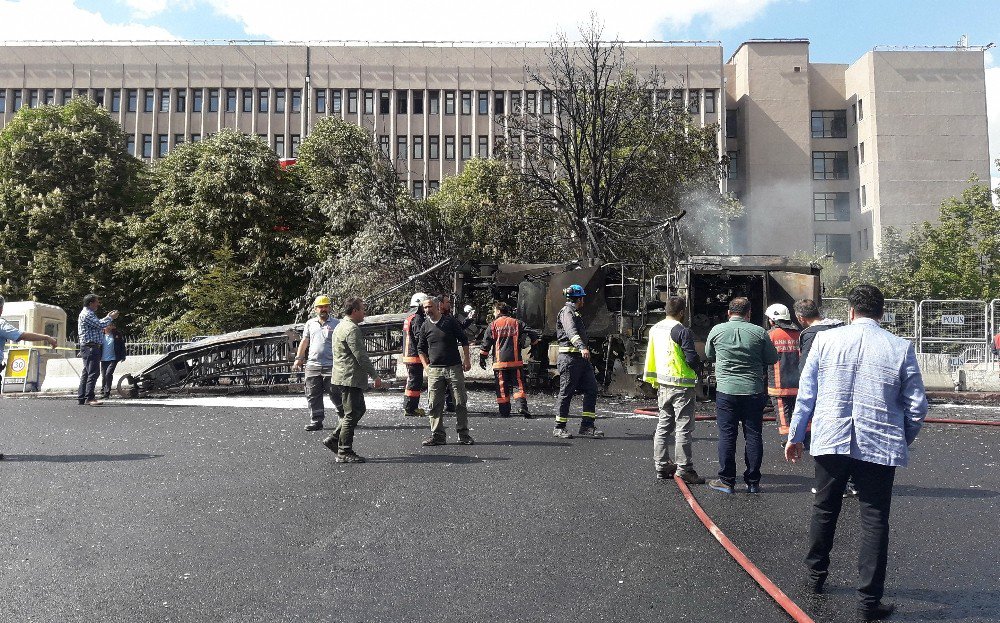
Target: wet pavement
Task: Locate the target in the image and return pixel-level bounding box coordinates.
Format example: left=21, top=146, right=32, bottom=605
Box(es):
left=1, top=390, right=997, bottom=622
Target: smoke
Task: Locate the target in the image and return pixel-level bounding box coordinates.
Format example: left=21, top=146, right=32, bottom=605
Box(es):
left=678, top=187, right=743, bottom=256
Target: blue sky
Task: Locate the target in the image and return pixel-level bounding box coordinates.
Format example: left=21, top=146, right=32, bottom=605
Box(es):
left=1, top=0, right=998, bottom=181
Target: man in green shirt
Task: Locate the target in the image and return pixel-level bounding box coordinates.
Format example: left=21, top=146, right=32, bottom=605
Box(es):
left=321, top=297, right=384, bottom=463
left=704, top=296, right=779, bottom=494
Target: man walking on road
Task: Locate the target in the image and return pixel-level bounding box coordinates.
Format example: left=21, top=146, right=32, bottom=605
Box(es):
left=786, top=285, right=927, bottom=623
left=643, top=296, right=705, bottom=483
left=77, top=293, right=119, bottom=406
left=1, top=294, right=59, bottom=461
left=554, top=284, right=602, bottom=439
left=705, top=297, right=779, bottom=494
left=417, top=297, right=474, bottom=446
left=321, top=298, right=383, bottom=463
left=293, top=295, right=344, bottom=431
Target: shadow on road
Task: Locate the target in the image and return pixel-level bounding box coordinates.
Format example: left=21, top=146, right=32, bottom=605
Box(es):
left=894, top=484, right=999, bottom=499
left=476, top=440, right=572, bottom=447
left=365, top=454, right=510, bottom=465
left=3, top=453, right=161, bottom=463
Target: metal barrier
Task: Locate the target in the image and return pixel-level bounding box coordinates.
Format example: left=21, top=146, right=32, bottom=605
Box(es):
left=820, top=298, right=917, bottom=342
left=990, top=299, right=1000, bottom=362
left=820, top=297, right=850, bottom=324
left=917, top=300, right=989, bottom=358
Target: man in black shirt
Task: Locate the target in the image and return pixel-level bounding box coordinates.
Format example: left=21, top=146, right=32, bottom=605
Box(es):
left=417, top=297, right=474, bottom=446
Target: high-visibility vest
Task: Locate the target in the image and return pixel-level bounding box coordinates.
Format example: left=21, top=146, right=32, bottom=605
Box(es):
left=644, top=318, right=698, bottom=388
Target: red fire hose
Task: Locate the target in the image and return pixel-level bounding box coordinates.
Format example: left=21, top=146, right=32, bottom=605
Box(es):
left=634, top=409, right=1000, bottom=426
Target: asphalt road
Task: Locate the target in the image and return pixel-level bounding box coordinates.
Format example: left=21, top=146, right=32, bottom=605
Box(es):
left=1, top=391, right=998, bottom=623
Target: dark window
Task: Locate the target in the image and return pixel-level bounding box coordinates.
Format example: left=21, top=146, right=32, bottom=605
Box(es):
left=225, top=89, right=236, bottom=113
left=61, top=89, right=72, bottom=104
left=274, top=135, right=285, bottom=158
left=510, top=91, right=521, bottom=114
left=193, top=89, right=203, bottom=113
left=861, top=185, right=867, bottom=207
left=174, top=133, right=185, bottom=146
left=494, top=91, right=504, bottom=115
left=240, top=89, right=251, bottom=113
left=429, top=90, right=439, bottom=114
left=413, top=135, right=423, bottom=159
left=127, top=89, right=138, bottom=112
left=378, top=135, right=390, bottom=158
left=141, top=134, right=152, bottom=158
left=157, top=134, right=168, bottom=157
left=144, top=89, right=154, bottom=113
left=478, top=91, right=488, bottom=115
left=12, top=90, right=22, bottom=112
left=396, top=135, right=407, bottom=160
left=160, top=89, right=170, bottom=112
left=291, top=89, right=301, bottom=113
left=428, top=180, right=440, bottom=195
left=259, top=89, right=269, bottom=113
left=445, top=136, right=455, bottom=160
left=208, top=89, right=219, bottom=113
left=445, top=91, right=455, bottom=115
left=429, top=135, right=439, bottom=159
left=726, top=110, right=737, bottom=138
left=811, top=110, right=847, bottom=138
left=315, top=90, right=325, bottom=113
left=461, top=91, right=472, bottom=115
left=671, top=89, right=684, bottom=106
left=412, top=90, right=423, bottom=115
left=478, top=135, right=488, bottom=158
left=190, top=133, right=201, bottom=143
left=175, top=89, right=186, bottom=112
left=379, top=91, right=391, bottom=115
left=43, top=89, right=54, bottom=105
left=526, top=92, right=537, bottom=114
left=275, top=90, right=286, bottom=113
left=363, top=90, right=374, bottom=115
left=704, top=90, right=716, bottom=114
left=812, top=151, right=849, bottom=180
left=396, top=90, right=407, bottom=115
left=851, top=103, right=857, bottom=125
left=291, top=135, right=300, bottom=158
left=859, top=142, right=865, bottom=163
left=126, top=134, right=135, bottom=156
left=0, top=91, right=5, bottom=113
left=461, top=135, right=472, bottom=159
left=813, top=192, right=850, bottom=221
left=815, top=234, right=852, bottom=263
left=28, top=90, right=38, bottom=108
left=412, top=180, right=424, bottom=199
left=332, top=90, right=342, bottom=114
left=541, top=92, right=552, bottom=114
left=688, top=90, right=700, bottom=114
left=857, top=99, right=864, bottom=121
left=726, top=151, right=739, bottom=179
left=347, top=90, right=358, bottom=114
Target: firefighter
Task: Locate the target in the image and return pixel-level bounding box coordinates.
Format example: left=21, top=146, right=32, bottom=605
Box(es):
left=765, top=303, right=801, bottom=439
left=401, top=292, right=428, bottom=417
left=554, top=284, right=602, bottom=439
left=480, top=301, right=541, bottom=418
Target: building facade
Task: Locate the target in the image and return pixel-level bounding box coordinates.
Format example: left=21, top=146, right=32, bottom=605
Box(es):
left=0, top=40, right=990, bottom=264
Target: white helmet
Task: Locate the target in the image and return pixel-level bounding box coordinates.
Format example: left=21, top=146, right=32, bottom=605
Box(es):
left=409, top=292, right=428, bottom=308
left=765, top=303, right=791, bottom=321
left=463, top=304, right=474, bottom=314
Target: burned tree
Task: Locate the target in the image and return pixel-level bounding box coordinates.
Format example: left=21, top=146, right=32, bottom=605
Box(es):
left=499, top=20, right=733, bottom=267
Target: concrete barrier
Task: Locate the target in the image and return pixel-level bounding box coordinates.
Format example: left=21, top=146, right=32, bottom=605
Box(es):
left=956, top=362, right=1000, bottom=392
left=915, top=353, right=956, bottom=391
left=40, top=354, right=162, bottom=394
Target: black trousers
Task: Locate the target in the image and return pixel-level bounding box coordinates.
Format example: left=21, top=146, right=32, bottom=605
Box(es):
left=77, top=345, right=102, bottom=403
left=100, top=360, right=119, bottom=396
left=403, top=363, right=423, bottom=413
left=806, top=454, right=896, bottom=609
left=715, top=391, right=766, bottom=486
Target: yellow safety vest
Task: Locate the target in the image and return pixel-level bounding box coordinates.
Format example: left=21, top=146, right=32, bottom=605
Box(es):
left=644, top=317, right=698, bottom=388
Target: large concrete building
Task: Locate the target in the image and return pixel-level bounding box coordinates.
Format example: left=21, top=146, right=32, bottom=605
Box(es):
left=0, top=40, right=990, bottom=264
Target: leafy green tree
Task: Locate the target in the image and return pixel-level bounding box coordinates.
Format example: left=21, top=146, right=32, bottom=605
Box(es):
left=121, top=130, right=316, bottom=335
left=0, top=98, right=145, bottom=314
left=175, top=243, right=256, bottom=336
left=838, top=226, right=921, bottom=298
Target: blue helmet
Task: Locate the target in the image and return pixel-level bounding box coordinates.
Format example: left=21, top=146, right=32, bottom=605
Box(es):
left=563, top=284, right=586, bottom=299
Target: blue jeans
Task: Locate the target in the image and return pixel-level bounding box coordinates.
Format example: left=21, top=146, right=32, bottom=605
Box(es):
left=715, top=391, right=767, bottom=487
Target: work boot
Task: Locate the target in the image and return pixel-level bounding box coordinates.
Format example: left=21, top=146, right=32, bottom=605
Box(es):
left=421, top=436, right=447, bottom=446
left=857, top=602, right=895, bottom=622
left=458, top=434, right=475, bottom=446
left=335, top=452, right=366, bottom=464
left=656, top=463, right=677, bottom=480
left=577, top=425, right=604, bottom=438
left=321, top=435, right=339, bottom=453
left=677, top=469, right=705, bottom=484
left=304, top=420, right=323, bottom=431
left=552, top=427, right=573, bottom=439
left=404, top=408, right=426, bottom=417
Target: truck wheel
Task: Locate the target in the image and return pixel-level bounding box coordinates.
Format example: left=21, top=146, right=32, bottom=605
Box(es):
left=117, top=374, right=139, bottom=399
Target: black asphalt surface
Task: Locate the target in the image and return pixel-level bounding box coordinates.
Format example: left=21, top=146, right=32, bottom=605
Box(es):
left=1, top=391, right=998, bottom=623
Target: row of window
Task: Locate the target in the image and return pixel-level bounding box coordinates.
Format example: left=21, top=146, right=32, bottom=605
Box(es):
left=0, top=87, right=719, bottom=117
left=725, top=108, right=861, bottom=141
left=815, top=234, right=852, bottom=263
left=410, top=180, right=440, bottom=199
left=380, top=134, right=512, bottom=161
left=127, top=133, right=302, bottom=159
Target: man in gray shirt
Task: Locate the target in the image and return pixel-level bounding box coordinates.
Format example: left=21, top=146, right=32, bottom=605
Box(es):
left=293, top=295, right=343, bottom=431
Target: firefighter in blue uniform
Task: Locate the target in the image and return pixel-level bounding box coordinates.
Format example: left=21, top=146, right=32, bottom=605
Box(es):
left=553, top=284, right=603, bottom=439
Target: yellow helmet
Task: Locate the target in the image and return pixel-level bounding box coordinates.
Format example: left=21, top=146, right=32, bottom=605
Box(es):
left=313, top=295, right=332, bottom=307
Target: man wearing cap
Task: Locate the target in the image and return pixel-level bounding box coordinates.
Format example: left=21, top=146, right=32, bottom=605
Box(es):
left=2, top=294, right=59, bottom=460
left=293, top=295, right=344, bottom=431
left=554, top=284, right=602, bottom=439
left=765, top=303, right=801, bottom=441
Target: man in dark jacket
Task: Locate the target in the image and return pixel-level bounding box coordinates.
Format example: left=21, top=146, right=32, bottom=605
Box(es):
left=480, top=301, right=540, bottom=418
left=794, top=299, right=845, bottom=373
left=418, top=297, right=474, bottom=446
left=554, top=284, right=602, bottom=439
left=99, top=322, right=127, bottom=399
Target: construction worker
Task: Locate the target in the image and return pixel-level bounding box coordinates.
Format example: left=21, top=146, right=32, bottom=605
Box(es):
left=765, top=303, right=801, bottom=440
left=480, top=301, right=540, bottom=418
left=292, top=295, right=344, bottom=431
left=554, top=284, right=602, bottom=439
left=643, top=295, right=705, bottom=484
left=401, top=292, right=428, bottom=417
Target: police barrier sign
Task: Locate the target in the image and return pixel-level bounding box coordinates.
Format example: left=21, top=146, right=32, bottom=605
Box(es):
left=4, top=348, right=31, bottom=379
left=940, top=315, right=966, bottom=326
